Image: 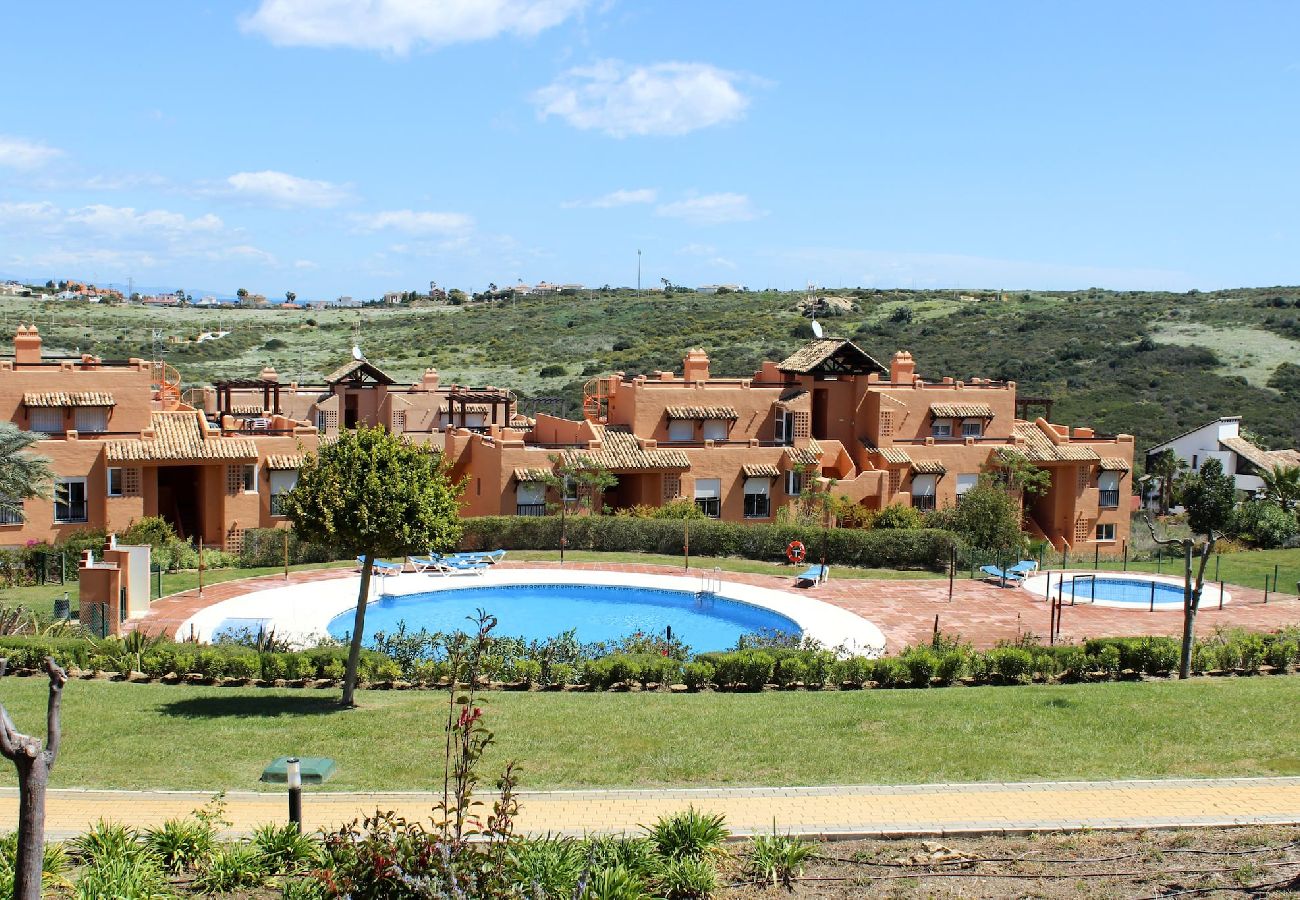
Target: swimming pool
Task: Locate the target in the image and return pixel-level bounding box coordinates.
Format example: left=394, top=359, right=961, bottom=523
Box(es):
left=327, top=583, right=801, bottom=651
left=1020, top=572, right=1232, bottom=609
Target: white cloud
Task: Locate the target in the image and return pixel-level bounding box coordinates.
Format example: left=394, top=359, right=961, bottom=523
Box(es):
left=0, top=135, right=63, bottom=170
left=241, top=0, right=587, bottom=54
left=66, top=204, right=225, bottom=236
left=533, top=60, right=750, bottom=137
left=210, top=245, right=279, bottom=265
left=294, top=259, right=319, bottom=269
left=677, top=243, right=736, bottom=269
left=226, top=170, right=350, bottom=208
left=656, top=193, right=762, bottom=225
left=562, top=188, right=657, bottom=208
left=352, top=209, right=474, bottom=234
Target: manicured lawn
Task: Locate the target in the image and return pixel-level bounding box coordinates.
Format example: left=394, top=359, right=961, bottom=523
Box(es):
left=505, top=549, right=945, bottom=581
left=0, top=677, right=1295, bottom=792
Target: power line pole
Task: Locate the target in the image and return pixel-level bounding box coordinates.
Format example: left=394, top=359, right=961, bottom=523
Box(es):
left=637, top=249, right=641, bottom=291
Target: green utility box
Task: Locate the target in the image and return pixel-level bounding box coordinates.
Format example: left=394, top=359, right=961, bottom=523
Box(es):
left=260, top=757, right=338, bottom=784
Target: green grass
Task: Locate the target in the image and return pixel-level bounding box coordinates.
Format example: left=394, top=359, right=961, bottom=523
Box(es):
left=1154, top=323, right=1300, bottom=390
left=0, top=677, right=1296, bottom=792
left=1053, top=547, right=1300, bottom=594
left=505, top=550, right=944, bottom=580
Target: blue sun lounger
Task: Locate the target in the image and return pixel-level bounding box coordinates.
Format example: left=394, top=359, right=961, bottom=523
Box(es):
left=442, top=549, right=507, bottom=565
left=979, top=560, right=1037, bottom=585
left=795, top=564, right=829, bottom=587
left=407, top=555, right=488, bottom=576
left=357, top=556, right=404, bottom=576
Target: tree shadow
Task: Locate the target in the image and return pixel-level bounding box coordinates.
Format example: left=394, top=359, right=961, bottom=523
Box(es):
left=157, top=694, right=344, bottom=719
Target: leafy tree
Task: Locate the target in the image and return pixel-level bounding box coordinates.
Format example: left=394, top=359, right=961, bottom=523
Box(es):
left=1145, top=448, right=1186, bottom=514
left=947, top=478, right=1024, bottom=557
left=988, top=451, right=1051, bottom=497
left=1259, top=464, right=1300, bottom=513
left=871, top=504, right=924, bottom=529
left=280, top=426, right=463, bottom=706
left=285, top=291, right=297, bottom=305
left=236, top=287, right=248, bottom=301
left=542, top=456, right=617, bottom=563
left=1148, top=456, right=1235, bottom=679
left=0, top=424, right=52, bottom=521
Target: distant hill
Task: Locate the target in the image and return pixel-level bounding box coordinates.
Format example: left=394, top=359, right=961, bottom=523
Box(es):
left=7, top=286, right=1300, bottom=462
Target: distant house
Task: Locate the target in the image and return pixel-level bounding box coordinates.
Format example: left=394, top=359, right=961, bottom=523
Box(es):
left=1145, top=416, right=1300, bottom=503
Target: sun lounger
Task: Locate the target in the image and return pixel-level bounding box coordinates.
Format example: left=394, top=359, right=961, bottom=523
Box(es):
left=410, top=555, right=488, bottom=576
left=440, top=549, right=507, bottom=565
left=406, top=555, right=442, bottom=573
left=794, top=564, right=829, bottom=587
left=357, top=556, right=404, bottom=576
left=979, top=564, right=1025, bottom=584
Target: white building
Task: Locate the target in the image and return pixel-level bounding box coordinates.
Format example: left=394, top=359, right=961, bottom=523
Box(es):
left=1145, top=416, right=1300, bottom=504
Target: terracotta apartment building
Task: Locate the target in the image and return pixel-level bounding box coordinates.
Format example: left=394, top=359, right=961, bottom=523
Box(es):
left=1, top=328, right=1133, bottom=552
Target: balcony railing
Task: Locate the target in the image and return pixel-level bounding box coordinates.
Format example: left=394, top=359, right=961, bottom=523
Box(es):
left=0, top=507, right=23, bottom=525
left=695, top=497, right=721, bottom=518
left=1099, top=489, right=1120, bottom=509
left=54, top=502, right=88, bottom=524
left=516, top=503, right=548, bottom=517
left=743, top=495, right=770, bottom=519
left=911, top=494, right=936, bottom=512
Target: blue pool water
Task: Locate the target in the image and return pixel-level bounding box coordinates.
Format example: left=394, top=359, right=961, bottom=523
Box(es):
left=1057, top=576, right=1186, bottom=606
left=327, top=583, right=800, bottom=650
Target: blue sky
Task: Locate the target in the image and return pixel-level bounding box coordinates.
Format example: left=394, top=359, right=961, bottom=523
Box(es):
left=1, top=1, right=1297, bottom=298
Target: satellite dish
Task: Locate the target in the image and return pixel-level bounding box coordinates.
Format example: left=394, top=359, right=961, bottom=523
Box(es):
left=351, top=345, right=365, bottom=361
left=810, top=319, right=824, bottom=339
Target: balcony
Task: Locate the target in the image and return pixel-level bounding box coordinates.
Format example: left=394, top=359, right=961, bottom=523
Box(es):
left=911, top=494, right=936, bottom=512
left=1099, top=490, right=1120, bottom=509
left=516, top=503, right=548, bottom=517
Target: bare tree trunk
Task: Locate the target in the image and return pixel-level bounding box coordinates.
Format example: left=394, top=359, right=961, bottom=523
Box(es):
left=0, top=657, right=67, bottom=900
left=1179, top=542, right=1195, bottom=680
left=343, top=554, right=374, bottom=708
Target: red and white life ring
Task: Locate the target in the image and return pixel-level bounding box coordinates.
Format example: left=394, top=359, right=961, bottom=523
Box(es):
left=786, top=540, right=807, bottom=564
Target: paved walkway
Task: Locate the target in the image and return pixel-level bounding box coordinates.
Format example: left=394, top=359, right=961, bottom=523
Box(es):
left=5, top=777, right=1299, bottom=840
left=135, top=561, right=1300, bottom=650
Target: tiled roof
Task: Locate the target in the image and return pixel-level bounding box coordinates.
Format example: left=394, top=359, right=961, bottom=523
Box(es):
left=22, top=391, right=115, bottom=407
left=1007, top=421, right=1100, bottom=463
left=1221, top=437, right=1300, bottom=471
left=783, top=439, right=823, bottom=467
left=741, top=463, right=781, bottom=478
left=266, top=454, right=303, bottom=470
left=930, top=402, right=994, bottom=419
left=664, top=405, right=738, bottom=420
left=1099, top=457, right=1131, bottom=472
left=561, top=430, right=690, bottom=472
left=512, top=467, right=552, bottom=482
left=911, top=459, right=948, bottom=475
left=324, top=359, right=396, bottom=385
left=861, top=440, right=913, bottom=465
left=105, top=411, right=258, bottom=462
left=777, top=339, right=888, bottom=375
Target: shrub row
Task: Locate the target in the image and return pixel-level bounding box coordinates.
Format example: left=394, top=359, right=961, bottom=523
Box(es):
left=459, top=516, right=957, bottom=570
left=3, top=628, right=1294, bottom=689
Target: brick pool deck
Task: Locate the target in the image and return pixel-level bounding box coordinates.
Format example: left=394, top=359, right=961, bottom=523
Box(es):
left=134, top=562, right=1300, bottom=650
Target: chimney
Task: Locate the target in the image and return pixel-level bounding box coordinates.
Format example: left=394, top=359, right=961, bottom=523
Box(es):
left=14, top=325, right=41, bottom=364
left=682, top=348, right=710, bottom=382
left=890, top=350, right=915, bottom=383
left=422, top=368, right=440, bottom=391
left=259, top=365, right=279, bottom=382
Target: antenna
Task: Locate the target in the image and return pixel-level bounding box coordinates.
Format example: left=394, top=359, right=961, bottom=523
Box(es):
left=810, top=319, right=824, bottom=339
left=805, top=281, right=823, bottom=339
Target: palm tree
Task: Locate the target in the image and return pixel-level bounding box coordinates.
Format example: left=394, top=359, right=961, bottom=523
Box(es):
left=0, top=424, right=52, bottom=521
left=1259, top=464, right=1300, bottom=513
left=1147, top=449, right=1186, bottom=514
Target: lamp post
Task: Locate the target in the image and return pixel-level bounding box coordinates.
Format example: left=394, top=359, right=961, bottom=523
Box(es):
left=819, top=486, right=830, bottom=584
left=286, top=757, right=302, bottom=832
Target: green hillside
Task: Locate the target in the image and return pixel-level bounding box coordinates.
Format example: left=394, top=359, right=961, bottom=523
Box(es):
left=4, top=285, right=1299, bottom=461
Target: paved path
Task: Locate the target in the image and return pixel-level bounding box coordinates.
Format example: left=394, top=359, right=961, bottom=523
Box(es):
left=5, top=777, right=1299, bottom=840
left=136, top=561, right=1300, bottom=651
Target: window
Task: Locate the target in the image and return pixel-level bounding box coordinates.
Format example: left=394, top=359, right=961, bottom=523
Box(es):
left=911, top=473, right=937, bottom=512
left=269, top=469, right=298, bottom=516
left=662, top=473, right=681, bottom=501
left=785, top=469, right=803, bottom=496
left=931, top=419, right=952, bottom=438
left=879, top=410, right=893, bottom=438
left=956, top=474, right=978, bottom=499
left=242, top=464, right=257, bottom=493
left=774, top=411, right=794, bottom=445
left=0, top=499, right=23, bottom=525
left=122, top=467, right=140, bottom=496
left=74, top=407, right=108, bottom=433
left=1096, top=522, right=1116, bottom=542
left=961, top=421, right=983, bottom=438
left=516, top=481, right=546, bottom=516
left=693, top=478, right=721, bottom=518
left=562, top=475, right=578, bottom=502
left=1098, top=471, right=1120, bottom=509
left=1191, top=454, right=1198, bottom=470
left=107, top=467, right=123, bottom=498
left=667, top=419, right=695, bottom=442
left=54, top=478, right=88, bottom=523
left=28, top=408, right=62, bottom=433
left=743, top=476, right=770, bottom=519
left=702, top=419, right=728, bottom=442
left=1078, top=465, right=1090, bottom=491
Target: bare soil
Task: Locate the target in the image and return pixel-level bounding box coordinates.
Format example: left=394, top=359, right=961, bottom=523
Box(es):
left=722, top=826, right=1300, bottom=899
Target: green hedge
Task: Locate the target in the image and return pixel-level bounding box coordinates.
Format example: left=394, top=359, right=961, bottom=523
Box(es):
left=240, top=528, right=340, bottom=568
left=458, top=516, right=957, bottom=570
